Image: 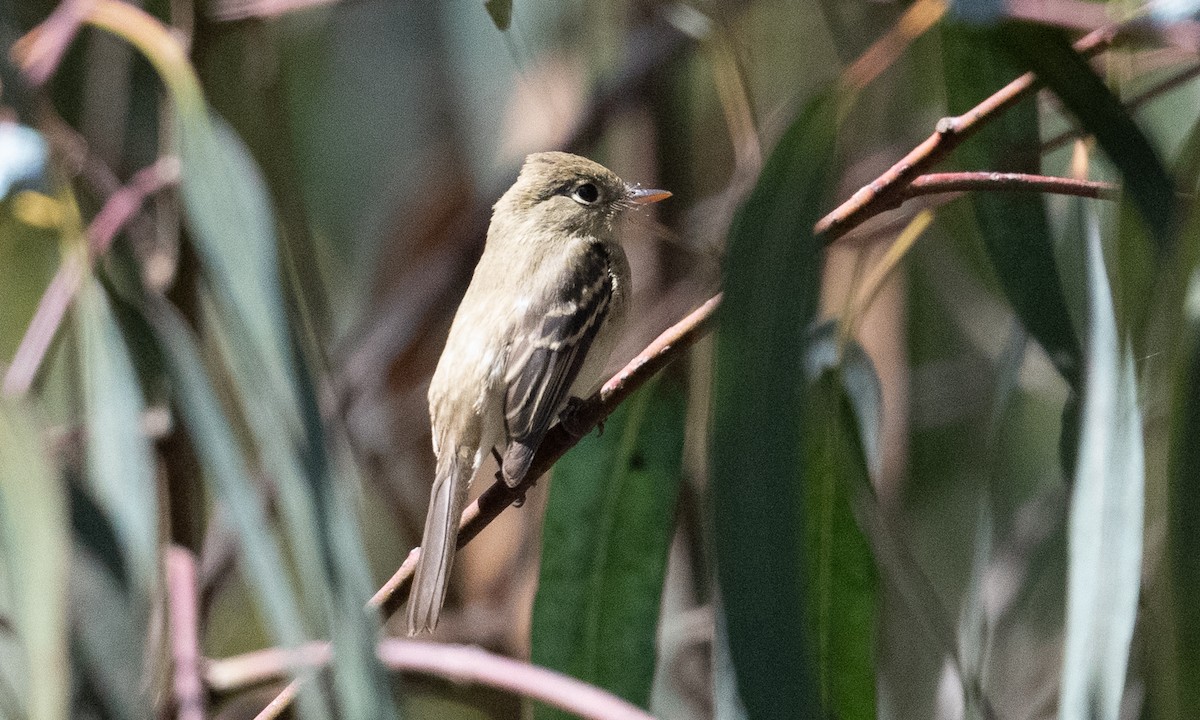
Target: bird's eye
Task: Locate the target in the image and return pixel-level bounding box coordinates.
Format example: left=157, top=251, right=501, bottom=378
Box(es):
left=571, top=182, right=600, bottom=205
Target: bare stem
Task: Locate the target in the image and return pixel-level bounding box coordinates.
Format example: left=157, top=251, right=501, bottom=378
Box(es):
left=904, top=171, right=1118, bottom=201
left=815, top=25, right=1119, bottom=241
left=166, top=547, right=205, bottom=720
left=1, top=157, right=178, bottom=398
left=208, top=639, right=656, bottom=720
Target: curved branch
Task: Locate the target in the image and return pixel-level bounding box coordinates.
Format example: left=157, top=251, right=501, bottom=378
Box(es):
left=904, top=171, right=1118, bottom=201
left=209, top=640, right=657, bottom=720
left=814, top=24, right=1119, bottom=242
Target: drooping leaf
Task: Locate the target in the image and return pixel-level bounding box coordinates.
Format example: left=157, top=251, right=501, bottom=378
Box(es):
left=86, top=7, right=395, bottom=716
left=484, top=0, right=512, bottom=31
left=711, top=89, right=837, bottom=719
left=803, top=329, right=880, bottom=720
left=0, top=400, right=69, bottom=720
left=146, top=302, right=332, bottom=720
left=531, top=376, right=685, bottom=717
left=1165, top=269, right=1200, bottom=719
left=1000, top=22, right=1176, bottom=251
left=1058, top=210, right=1144, bottom=720
left=941, top=22, right=1081, bottom=387
left=76, top=278, right=160, bottom=596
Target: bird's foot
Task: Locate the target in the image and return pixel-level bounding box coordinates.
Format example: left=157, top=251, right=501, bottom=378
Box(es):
left=511, top=476, right=538, bottom=508
left=559, top=397, right=597, bottom=438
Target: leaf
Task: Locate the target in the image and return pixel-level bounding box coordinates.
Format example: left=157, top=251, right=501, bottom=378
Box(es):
left=76, top=278, right=160, bottom=596
left=1159, top=193, right=1200, bottom=719
left=146, top=302, right=332, bottom=720
left=484, top=0, right=512, bottom=31
left=710, top=90, right=837, bottom=719
left=941, top=22, right=1081, bottom=387
left=531, top=376, right=685, bottom=716
left=0, top=400, right=68, bottom=720
left=70, top=542, right=145, bottom=720
left=1000, top=22, right=1177, bottom=251
left=803, top=333, right=880, bottom=720
left=1058, top=209, right=1144, bottom=720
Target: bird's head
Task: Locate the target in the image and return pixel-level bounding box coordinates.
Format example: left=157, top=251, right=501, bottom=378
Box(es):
left=495, top=151, right=670, bottom=240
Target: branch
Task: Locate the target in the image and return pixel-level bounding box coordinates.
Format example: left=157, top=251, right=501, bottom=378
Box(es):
left=166, top=547, right=205, bottom=720
left=904, top=171, right=1118, bottom=200
left=10, top=0, right=93, bottom=86
left=814, top=25, right=1118, bottom=242
left=369, top=293, right=722, bottom=617
left=2, top=157, right=179, bottom=398
left=207, top=640, right=656, bottom=720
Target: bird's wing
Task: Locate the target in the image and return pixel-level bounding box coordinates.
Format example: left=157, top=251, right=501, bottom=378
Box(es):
left=501, top=242, right=613, bottom=485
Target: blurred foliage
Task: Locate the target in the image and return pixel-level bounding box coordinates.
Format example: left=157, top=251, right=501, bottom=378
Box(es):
left=0, top=1, right=1199, bottom=720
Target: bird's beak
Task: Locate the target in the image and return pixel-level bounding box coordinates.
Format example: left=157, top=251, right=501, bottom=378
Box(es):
left=627, top=185, right=672, bottom=204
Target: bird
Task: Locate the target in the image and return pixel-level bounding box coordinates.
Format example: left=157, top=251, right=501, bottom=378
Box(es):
left=406, top=151, right=671, bottom=634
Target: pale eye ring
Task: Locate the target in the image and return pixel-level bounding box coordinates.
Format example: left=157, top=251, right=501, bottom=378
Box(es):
left=571, top=182, right=600, bottom=205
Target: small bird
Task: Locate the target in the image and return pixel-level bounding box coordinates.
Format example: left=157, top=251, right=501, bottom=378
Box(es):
left=407, top=152, right=670, bottom=634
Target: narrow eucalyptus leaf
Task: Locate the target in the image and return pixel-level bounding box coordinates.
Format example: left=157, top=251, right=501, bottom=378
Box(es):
left=532, top=377, right=686, bottom=716
left=711, top=89, right=837, bottom=719
left=0, top=401, right=68, bottom=720
left=1058, top=211, right=1144, bottom=720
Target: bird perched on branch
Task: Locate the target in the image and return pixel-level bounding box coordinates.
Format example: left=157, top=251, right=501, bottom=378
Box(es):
left=407, top=151, right=670, bottom=634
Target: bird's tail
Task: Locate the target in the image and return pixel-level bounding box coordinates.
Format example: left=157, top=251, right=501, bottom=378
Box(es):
left=407, top=449, right=472, bottom=635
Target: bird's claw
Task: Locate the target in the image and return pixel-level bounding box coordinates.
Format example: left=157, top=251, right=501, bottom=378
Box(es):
left=559, top=397, right=594, bottom=438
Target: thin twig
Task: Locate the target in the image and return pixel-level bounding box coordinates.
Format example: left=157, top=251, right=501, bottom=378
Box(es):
left=904, top=171, right=1118, bottom=201
left=1, top=157, right=179, bottom=398
left=369, top=294, right=722, bottom=618
left=9, top=0, right=94, bottom=86
left=210, top=639, right=656, bottom=720
left=166, top=546, right=205, bottom=720
left=815, top=25, right=1118, bottom=242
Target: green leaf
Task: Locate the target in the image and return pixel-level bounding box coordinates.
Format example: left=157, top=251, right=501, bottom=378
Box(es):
left=484, top=0, right=512, bottom=31
left=1058, top=210, right=1144, bottom=720
left=1159, top=193, right=1200, bottom=719
left=804, top=331, right=880, bottom=720
left=76, top=278, right=160, bottom=595
left=941, top=22, right=1081, bottom=387
left=146, top=302, right=332, bottom=720
left=531, top=376, right=685, bottom=716
left=0, top=400, right=68, bottom=720
left=70, top=543, right=145, bottom=720
left=711, top=90, right=836, bottom=719
left=1000, top=22, right=1177, bottom=251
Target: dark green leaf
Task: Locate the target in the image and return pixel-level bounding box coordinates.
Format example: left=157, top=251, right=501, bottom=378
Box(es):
left=1000, top=22, right=1177, bottom=251
left=484, top=0, right=512, bottom=31
left=711, top=90, right=836, bottom=719
left=1160, top=193, right=1200, bottom=718
left=804, top=336, right=879, bottom=720
left=942, top=22, right=1081, bottom=387
left=531, top=376, right=685, bottom=716
left=1058, top=210, right=1143, bottom=720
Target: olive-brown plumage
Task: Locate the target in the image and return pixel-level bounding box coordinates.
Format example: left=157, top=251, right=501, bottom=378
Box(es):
left=406, top=152, right=669, bottom=634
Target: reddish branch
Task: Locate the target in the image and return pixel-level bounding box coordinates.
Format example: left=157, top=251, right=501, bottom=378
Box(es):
left=815, top=25, right=1118, bottom=242
left=166, top=547, right=205, bottom=720
left=905, top=171, right=1117, bottom=200
left=2, top=157, right=178, bottom=398
left=212, top=640, right=656, bottom=720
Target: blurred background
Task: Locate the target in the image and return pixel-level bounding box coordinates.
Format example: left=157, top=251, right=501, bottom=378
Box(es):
left=1, top=0, right=1200, bottom=719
